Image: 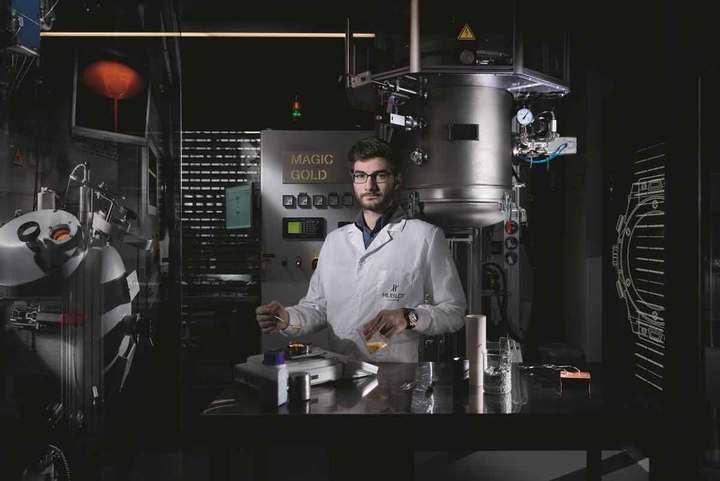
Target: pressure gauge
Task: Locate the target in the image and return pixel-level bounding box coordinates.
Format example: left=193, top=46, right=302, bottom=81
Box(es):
left=297, top=193, right=311, bottom=209
left=282, top=195, right=296, bottom=209
left=312, top=194, right=326, bottom=208
left=516, top=108, right=534, bottom=126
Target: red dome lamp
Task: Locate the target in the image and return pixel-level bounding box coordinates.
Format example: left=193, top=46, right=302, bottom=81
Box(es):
left=82, top=60, right=144, bottom=133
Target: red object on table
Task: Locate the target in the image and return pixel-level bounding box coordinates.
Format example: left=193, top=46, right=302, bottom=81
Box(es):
left=82, top=60, right=144, bottom=132
left=559, top=370, right=592, bottom=397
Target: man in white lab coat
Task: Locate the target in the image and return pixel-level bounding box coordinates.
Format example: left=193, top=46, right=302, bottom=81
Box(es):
left=256, top=137, right=466, bottom=362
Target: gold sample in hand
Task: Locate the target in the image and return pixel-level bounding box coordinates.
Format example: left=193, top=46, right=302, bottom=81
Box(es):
left=366, top=341, right=387, bottom=353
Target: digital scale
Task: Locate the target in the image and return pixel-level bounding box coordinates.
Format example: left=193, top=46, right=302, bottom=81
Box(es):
left=244, top=344, right=378, bottom=386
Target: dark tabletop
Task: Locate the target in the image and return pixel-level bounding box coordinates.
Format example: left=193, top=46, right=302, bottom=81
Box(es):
left=201, top=362, right=662, bottom=450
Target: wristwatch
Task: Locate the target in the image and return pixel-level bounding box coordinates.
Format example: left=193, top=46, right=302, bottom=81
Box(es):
left=402, top=308, right=418, bottom=329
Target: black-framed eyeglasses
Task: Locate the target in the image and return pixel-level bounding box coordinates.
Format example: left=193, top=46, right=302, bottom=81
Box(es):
left=350, top=170, right=394, bottom=184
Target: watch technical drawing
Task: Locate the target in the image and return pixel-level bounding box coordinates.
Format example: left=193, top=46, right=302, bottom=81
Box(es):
left=612, top=143, right=666, bottom=391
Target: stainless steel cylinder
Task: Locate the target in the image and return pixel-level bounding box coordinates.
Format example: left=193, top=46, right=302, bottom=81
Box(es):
left=289, top=372, right=311, bottom=402
left=409, top=0, right=420, bottom=73
left=400, top=76, right=513, bottom=228
left=37, top=188, right=56, bottom=210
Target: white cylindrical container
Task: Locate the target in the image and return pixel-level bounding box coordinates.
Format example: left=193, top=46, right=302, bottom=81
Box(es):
left=468, top=387, right=484, bottom=413
left=465, top=314, right=486, bottom=388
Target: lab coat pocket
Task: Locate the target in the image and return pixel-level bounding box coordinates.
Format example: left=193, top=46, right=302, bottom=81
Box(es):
left=375, top=269, right=420, bottom=307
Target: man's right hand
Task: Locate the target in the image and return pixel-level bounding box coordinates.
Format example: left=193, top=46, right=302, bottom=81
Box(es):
left=256, top=301, right=290, bottom=333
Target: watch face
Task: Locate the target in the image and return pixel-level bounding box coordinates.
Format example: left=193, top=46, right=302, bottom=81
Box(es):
left=405, top=309, right=418, bottom=328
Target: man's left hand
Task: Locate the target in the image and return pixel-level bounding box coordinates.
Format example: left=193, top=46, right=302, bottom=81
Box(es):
left=362, top=309, right=406, bottom=340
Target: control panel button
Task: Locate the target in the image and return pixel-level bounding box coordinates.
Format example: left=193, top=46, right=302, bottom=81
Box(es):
left=312, top=194, right=326, bottom=208
left=297, top=193, right=311, bottom=209
left=505, top=252, right=518, bottom=265
left=327, top=192, right=340, bottom=207
left=342, top=193, right=354, bottom=207
left=282, top=195, right=296, bottom=208
left=504, top=220, right=519, bottom=235
left=504, top=237, right=518, bottom=250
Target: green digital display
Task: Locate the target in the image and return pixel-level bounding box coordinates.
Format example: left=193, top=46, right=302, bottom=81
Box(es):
left=287, top=221, right=303, bottom=234
left=282, top=217, right=325, bottom=240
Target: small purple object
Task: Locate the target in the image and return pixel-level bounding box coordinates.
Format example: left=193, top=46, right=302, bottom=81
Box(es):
left=263, top=350, right=285, bottom=366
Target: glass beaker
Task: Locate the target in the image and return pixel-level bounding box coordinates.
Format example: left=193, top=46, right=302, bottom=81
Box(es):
left=356, top=326, right=389, bottom=358
left=483, top=340, right=511, bottom=395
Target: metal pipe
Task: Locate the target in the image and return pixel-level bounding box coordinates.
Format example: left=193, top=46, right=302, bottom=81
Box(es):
left=76, top=164, right=89, bottom=231
left=352, top=42, right=357, bottom=76
left=469, top=228, right=483, bottom=314
left=373, top=80, right=419, bottom=96
left=467, top=238, right=473, bottom=316
left=344, top=17, right=352, bottom=88
left=409, top=0, right=420, bottom=73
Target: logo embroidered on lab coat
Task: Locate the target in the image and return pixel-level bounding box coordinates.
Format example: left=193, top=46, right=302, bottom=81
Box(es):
left=382, top=283, right=405, bottom=301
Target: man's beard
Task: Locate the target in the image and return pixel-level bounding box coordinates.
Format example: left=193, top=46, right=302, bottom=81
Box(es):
left=358, top=191, right=395, bottom=213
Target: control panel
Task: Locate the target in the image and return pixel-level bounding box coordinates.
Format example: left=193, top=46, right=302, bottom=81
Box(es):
left=504, top=219, right=519, bottom=267
left=485, top=210, right=528, bottom=341
left=260, top=130, right=372, bottom=352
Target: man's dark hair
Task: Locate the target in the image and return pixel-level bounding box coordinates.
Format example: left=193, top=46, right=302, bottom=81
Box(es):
left=347, top=137, right=401, bottom=173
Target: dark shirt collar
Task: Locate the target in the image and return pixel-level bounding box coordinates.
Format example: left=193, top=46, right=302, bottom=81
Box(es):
left=354, top=204, right=398, bottom=234
left=354, top=205, right=398, bottom=248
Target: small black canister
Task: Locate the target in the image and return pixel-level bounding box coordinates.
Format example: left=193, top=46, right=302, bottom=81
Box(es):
left=289, top=372, right=312, bottom=403
left=452, top=356, right=469, bottom=386
left=451, top=356, right=469, bottom=412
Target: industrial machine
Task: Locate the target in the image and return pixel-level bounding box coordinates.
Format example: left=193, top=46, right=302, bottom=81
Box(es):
left=1, top=0, right=42, bottom=57
left=343, top=0, right=576, bottom=354
left=0, top=163, right=148, bottom=480
left=256, top=1, right=577, bottom=361
left=258, top=2, right=577, bottom=360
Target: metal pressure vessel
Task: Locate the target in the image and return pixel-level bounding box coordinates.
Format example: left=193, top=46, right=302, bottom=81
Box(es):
left=399, top=76, right=513, bottom=228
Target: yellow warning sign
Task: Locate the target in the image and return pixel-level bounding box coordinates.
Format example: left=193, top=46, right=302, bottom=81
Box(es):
left=457, top=23, right=476, bottom=41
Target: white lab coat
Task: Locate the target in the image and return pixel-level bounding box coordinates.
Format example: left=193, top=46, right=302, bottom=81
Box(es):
left=284, top=210, right=467, bottom=362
